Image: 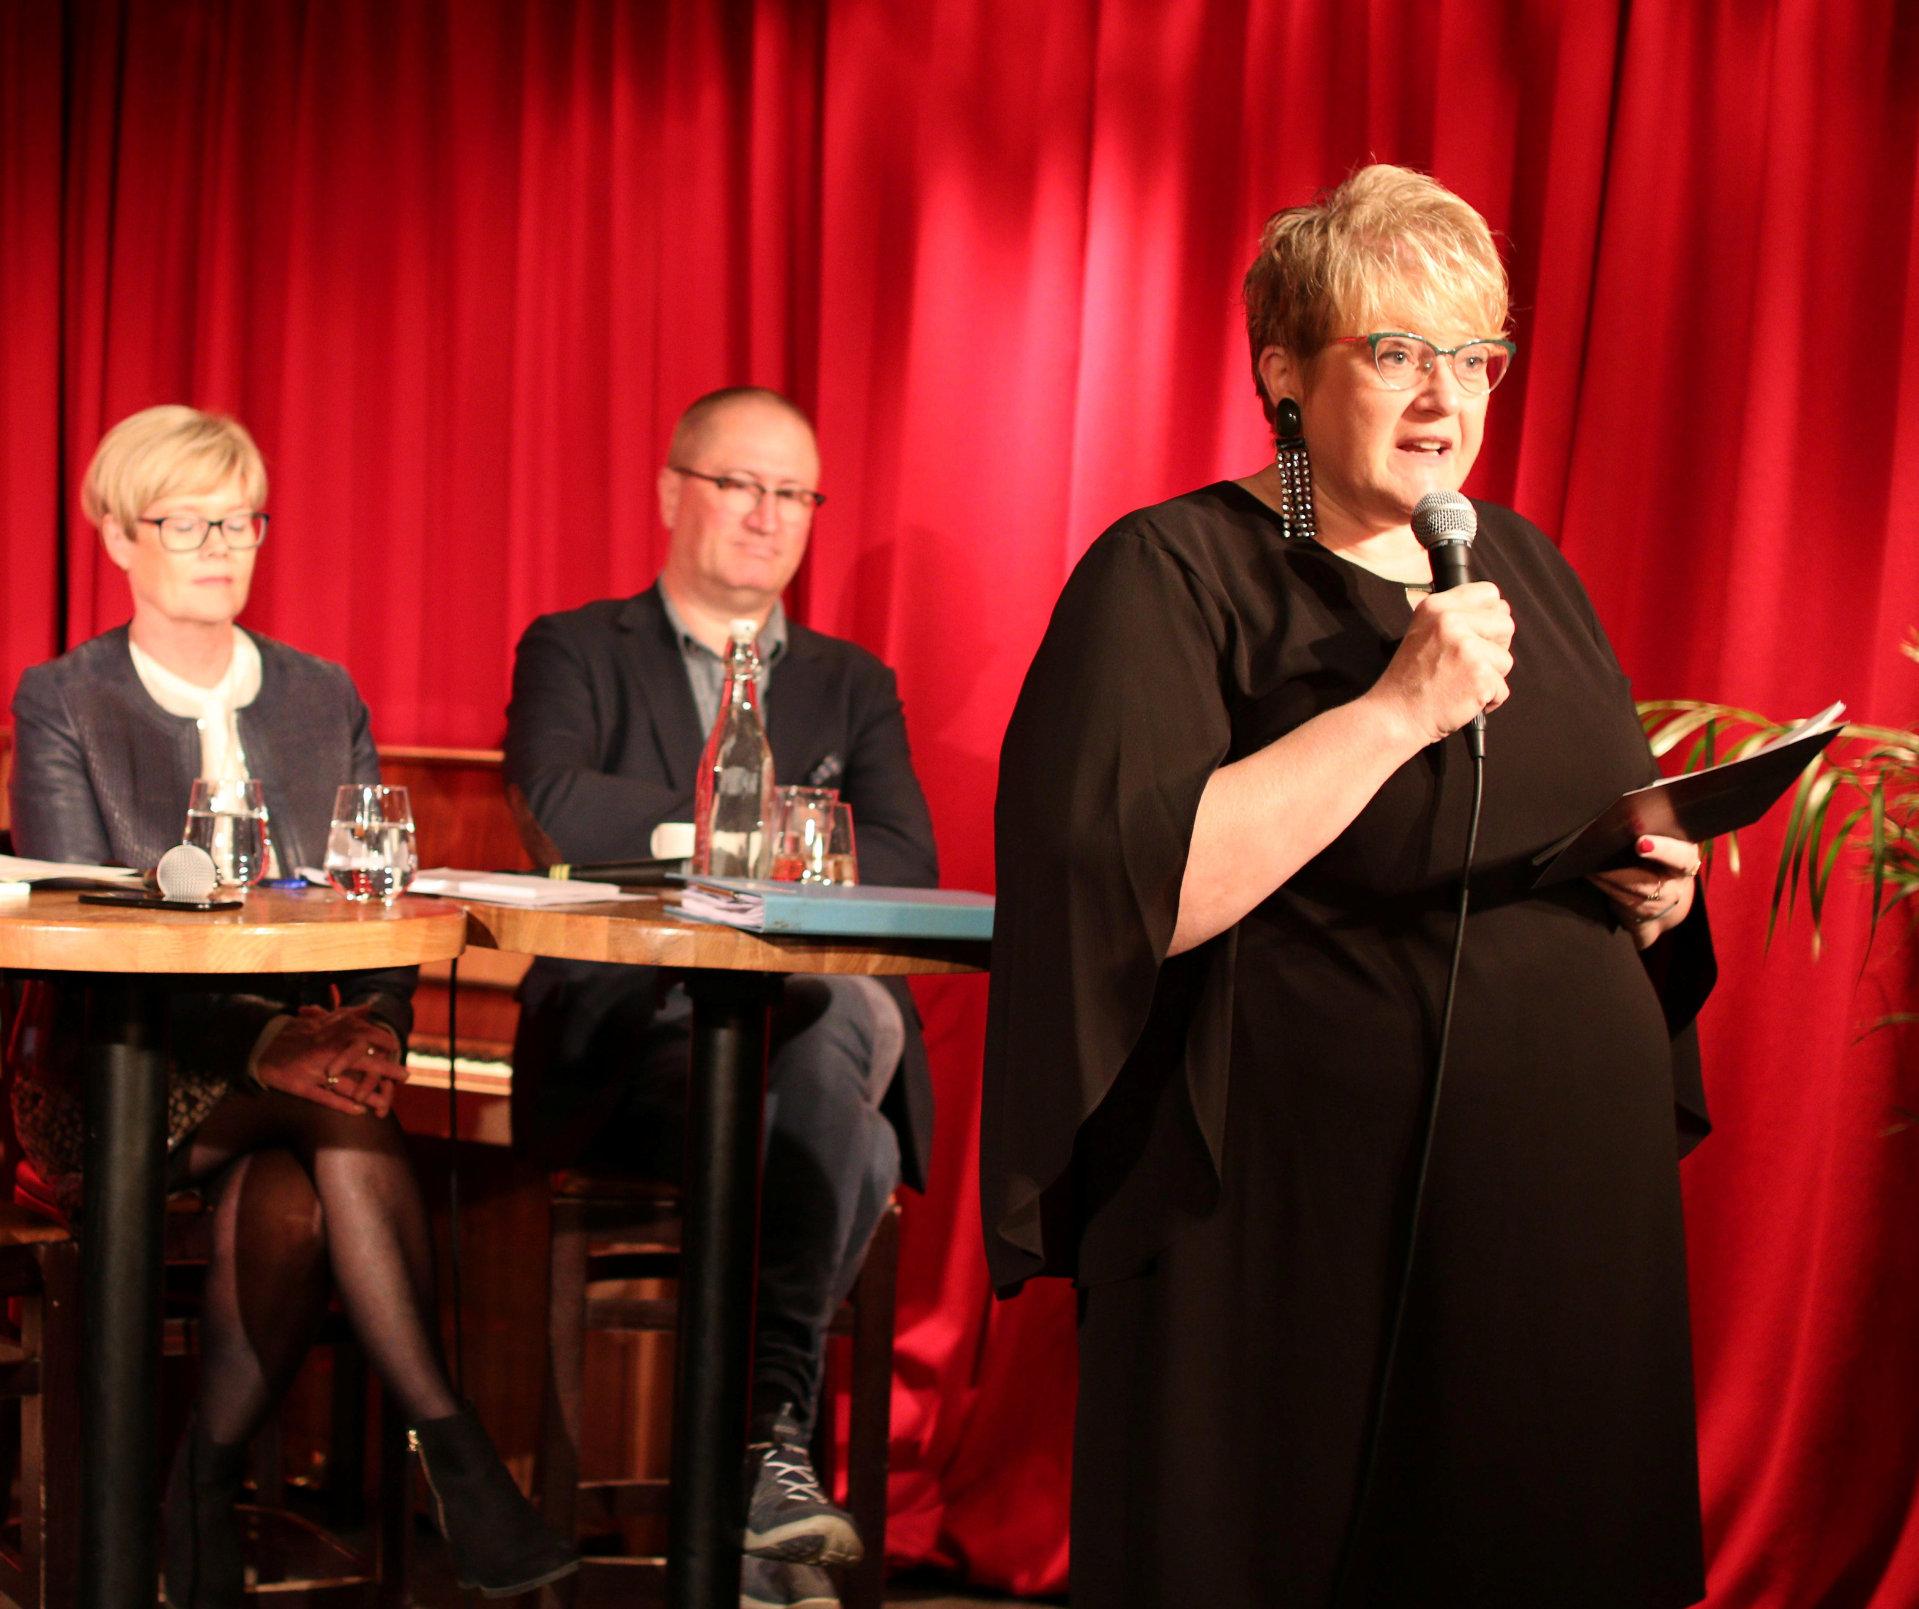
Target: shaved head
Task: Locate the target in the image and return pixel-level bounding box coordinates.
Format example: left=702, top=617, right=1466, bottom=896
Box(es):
left=668, top=386, right=816, bottom=467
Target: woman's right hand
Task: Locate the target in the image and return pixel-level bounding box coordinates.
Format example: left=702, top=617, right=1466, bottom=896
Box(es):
left=255, top=1003, right=402, bottom=1116
left=1367, top=582, right=1515, bottom=746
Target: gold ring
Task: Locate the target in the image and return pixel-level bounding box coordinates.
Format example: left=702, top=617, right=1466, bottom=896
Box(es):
left=324, top=1070, right=340, bottom=1090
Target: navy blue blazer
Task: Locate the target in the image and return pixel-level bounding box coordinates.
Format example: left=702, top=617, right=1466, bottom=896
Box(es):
left=504, top=585, right=941, bottom=1188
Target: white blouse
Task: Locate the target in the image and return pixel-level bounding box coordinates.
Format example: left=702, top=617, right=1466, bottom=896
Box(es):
left=127, top=628, right=263, bottom=782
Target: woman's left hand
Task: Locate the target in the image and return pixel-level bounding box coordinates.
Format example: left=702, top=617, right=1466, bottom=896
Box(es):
left=1586, top=834, right=1701, bottom=950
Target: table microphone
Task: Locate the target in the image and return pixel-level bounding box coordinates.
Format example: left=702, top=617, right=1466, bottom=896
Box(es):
left=78, top=842, right=239, bottom=910
left=157, top=843, right=221, bottom=902
left=1412, top=489, right=1486, bottom=759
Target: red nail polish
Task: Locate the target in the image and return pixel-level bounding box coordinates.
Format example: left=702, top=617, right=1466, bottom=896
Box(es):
left=1637, top=836, right=1655, bottom=854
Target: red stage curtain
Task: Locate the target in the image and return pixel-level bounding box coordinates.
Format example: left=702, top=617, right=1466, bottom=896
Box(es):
left=3, top=3, right=1916, bottom=1602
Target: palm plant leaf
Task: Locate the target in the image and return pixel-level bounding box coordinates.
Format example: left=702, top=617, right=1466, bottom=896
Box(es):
left=1636, top=687, right=1918, bottom=998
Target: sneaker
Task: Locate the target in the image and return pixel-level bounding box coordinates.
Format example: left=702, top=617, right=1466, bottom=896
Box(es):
left=742, top=1402, right=863, bottom=1565
left=741, top=1557, right=839, bottom=1609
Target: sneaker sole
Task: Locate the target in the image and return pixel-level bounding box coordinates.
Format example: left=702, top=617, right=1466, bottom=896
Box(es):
left=458, top=1555, right=583, bottom=1598
left=742, top=1586, right=839, bottom=1609
left=743, top=1514, right=864, bottom=1566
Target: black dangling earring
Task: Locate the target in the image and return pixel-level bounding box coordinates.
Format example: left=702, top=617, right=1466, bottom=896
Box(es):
left=1274, top=397, right=1316, bottom=542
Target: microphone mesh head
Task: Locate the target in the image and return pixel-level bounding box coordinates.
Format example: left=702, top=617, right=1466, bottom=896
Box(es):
left=1412, top=491, right=1478, bottom=548
left=156, top=842, right=220, bottom=901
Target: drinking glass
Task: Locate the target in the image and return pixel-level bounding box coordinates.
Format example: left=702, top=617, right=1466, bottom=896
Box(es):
left=767, top=785, right=839, bottom=882
left=821, top=803, right=858, bottom=885
left=182, top=778, right=271, bottom=892
left=324, top=785, right=418, bottom=903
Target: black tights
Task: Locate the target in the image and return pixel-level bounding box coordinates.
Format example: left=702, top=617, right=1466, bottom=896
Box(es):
left=179, top=1086, right=458, bottom=1447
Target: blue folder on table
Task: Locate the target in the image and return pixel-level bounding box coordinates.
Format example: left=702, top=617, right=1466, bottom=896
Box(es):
left=675, top=877, right=994, bottom=940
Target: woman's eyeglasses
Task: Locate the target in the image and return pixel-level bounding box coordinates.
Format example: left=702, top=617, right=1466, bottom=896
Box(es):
left=1334, top=332, right=1516, bottom=395
left=137, top=512, right=269, bottom=552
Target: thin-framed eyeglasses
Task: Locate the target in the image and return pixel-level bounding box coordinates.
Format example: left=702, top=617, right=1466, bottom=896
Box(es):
left=669, top=467, right=826, bottom=521
left=1333, top=332, right=1517, bottom=395
left=136, top=512, right=270, bottom=552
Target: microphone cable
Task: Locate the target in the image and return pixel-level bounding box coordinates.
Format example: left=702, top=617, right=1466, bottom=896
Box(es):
left=1331, top=737, right=1485, bottom=1603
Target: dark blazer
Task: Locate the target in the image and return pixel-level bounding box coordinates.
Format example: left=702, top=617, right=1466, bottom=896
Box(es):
left=504, top=585, right=941, bottom=1188
left=8, top=625, right=414, bottom=1054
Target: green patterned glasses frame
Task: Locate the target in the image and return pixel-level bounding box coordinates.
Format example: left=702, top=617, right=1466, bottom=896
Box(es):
left=1333, top=332, right=1517, bottom=395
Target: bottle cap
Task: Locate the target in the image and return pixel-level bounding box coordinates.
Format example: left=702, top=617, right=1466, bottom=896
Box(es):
left=728, top=618, right=757, bottom=644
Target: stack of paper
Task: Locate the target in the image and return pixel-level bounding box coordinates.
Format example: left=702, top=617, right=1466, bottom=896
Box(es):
left=408, top=869, right=640, bottom=907
left=0, top=855, right=143, bottom=887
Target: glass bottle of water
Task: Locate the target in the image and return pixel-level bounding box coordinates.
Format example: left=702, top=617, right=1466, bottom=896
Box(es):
left=693, top=619, right=775, bottom=878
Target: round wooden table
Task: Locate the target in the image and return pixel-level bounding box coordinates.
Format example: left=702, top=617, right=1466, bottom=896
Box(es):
left=0, top=887, right=466, bottom=1609
left=462, top=894, right=988, bottom=1609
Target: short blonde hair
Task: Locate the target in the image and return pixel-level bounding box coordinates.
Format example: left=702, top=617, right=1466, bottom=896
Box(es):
left=1243, top=164, right=1510, bottom=431
left=80, top=405, right=267, bottom=532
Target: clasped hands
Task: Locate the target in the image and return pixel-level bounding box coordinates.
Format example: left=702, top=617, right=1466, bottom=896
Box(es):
left=256, top=1002, right=407, bottom=1116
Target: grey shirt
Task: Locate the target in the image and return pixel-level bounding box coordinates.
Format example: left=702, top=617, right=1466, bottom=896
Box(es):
left=657, top=587, right=789, bottom=734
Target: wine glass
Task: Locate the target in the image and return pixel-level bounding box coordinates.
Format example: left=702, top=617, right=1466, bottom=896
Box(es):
left=182, top=778, right=271, bottom=892
left=324, top=785, right=418, bottom=903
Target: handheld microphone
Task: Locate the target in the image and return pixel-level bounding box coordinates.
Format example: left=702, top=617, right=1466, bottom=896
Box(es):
left=1411, top=490, right=1485, bottom=758
left=156, top=842, right=221, bottom=902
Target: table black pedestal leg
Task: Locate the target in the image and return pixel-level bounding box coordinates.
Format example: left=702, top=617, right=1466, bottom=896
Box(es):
left=79, top=980, right=168, bottom=1609
left=669, top=971, right=779, bottom=1609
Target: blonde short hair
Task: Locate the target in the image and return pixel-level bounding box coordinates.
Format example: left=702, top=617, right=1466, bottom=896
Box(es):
left=80, top=405, right=267, bottom=532
left=1243, top=164, right=1510, bottom=431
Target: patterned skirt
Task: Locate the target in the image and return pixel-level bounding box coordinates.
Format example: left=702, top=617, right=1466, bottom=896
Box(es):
left=6, top=979, right=233, bottom=1220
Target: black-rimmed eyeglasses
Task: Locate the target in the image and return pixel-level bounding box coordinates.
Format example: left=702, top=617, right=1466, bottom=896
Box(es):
left=136, top=512, right=270, bottom=552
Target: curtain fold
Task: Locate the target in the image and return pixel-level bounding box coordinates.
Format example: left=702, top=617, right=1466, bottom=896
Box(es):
left=0, top=0, right=65, bottom=703
left=2, top=2, right=1915, bottom=1601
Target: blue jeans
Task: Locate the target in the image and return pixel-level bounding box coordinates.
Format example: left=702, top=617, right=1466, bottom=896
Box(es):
left=586, top=975, right=904, bottom=1432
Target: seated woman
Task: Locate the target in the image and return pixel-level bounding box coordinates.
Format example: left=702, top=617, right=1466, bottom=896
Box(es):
left=6, top=405, right=577, bottom=1606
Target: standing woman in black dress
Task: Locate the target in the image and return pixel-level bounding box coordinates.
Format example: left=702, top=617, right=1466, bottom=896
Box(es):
left=6, top=405, right=577, bottom=1604
left=982, top=166, right=1717, bottom=1606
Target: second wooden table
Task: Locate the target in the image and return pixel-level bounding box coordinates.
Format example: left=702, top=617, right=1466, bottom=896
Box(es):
left=460, top=895, right=985, bottom=1609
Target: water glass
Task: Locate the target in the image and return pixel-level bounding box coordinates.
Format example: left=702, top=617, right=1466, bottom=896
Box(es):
left=767, top=785, right=839, bottom=883
left=324, top=785, right=418, bottom=903
left=821, top=803, right=858, bottom=886
left=182, top=778, right=271, bottom=892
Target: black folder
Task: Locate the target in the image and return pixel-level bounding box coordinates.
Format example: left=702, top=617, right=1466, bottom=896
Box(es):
left=1530, top=702, right=1845, bottom=887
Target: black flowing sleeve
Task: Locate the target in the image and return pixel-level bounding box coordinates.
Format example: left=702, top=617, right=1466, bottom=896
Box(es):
left=981, top=523, right=1242, bottom=1295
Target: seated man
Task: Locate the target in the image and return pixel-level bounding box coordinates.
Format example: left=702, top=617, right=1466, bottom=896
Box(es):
left=505, top=386, right=939, bottom=1609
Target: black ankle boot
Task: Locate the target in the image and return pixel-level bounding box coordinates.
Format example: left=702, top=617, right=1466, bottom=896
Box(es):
left=410, top=1405, right=580, bottom=1598
left=162, top=1420, right=248, bottom=1609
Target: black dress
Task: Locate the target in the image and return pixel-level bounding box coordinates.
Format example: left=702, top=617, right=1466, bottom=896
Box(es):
left=981, top=483, right=1716, bottom=1608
